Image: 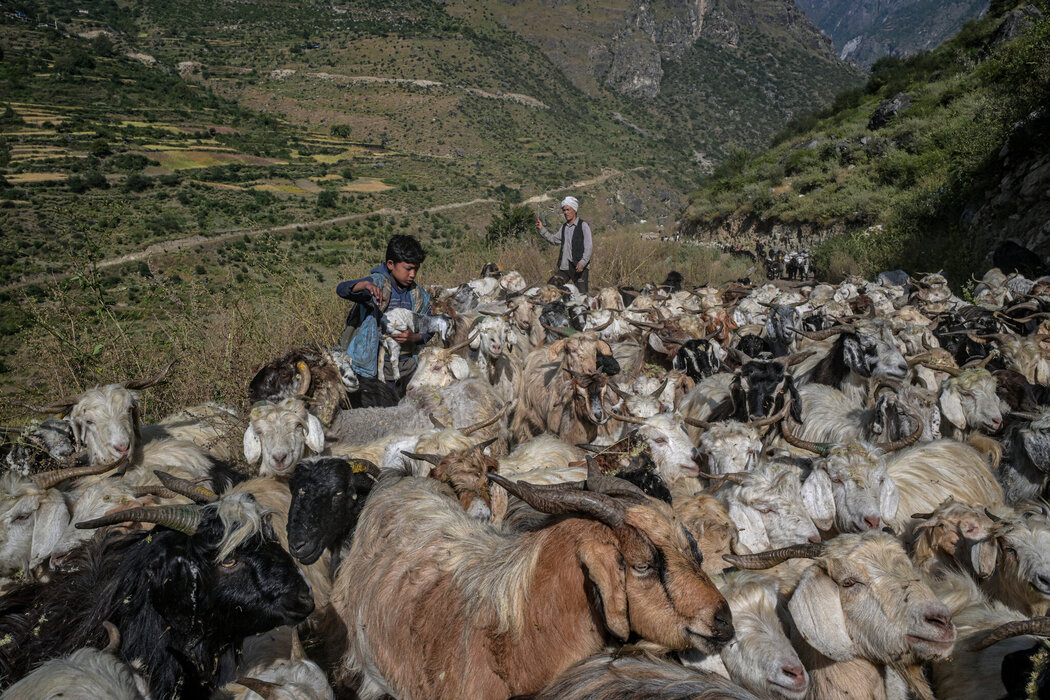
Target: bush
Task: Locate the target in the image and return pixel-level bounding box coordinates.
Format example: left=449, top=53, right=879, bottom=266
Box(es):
left=485, top=201, right=533, bottom=243
left=317, top=190, right=338, bottom=208
left=124, top=174, right=152, bottom=192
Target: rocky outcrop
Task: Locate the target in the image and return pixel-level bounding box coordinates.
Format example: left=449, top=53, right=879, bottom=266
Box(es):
left=682, top=210, right=847, bottom=250
left=868, top=93, right=912, bottom=130
left=987, top=5, right=1044, bottom=50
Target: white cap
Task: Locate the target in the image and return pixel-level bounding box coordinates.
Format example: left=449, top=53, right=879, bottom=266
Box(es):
left=560, top=196, right=579, bottom=212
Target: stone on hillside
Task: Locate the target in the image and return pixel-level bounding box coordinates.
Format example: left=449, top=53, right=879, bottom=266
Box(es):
left=868, top=92, right=912, bottom=130
left=988, top=5, right=1044, bottom=50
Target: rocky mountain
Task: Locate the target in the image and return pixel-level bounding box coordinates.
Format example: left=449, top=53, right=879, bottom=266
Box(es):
left=794, top=0, right=990, bottom=68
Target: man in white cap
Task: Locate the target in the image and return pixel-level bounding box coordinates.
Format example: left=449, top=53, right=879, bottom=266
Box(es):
left=535, top=195, right=593, bottom=293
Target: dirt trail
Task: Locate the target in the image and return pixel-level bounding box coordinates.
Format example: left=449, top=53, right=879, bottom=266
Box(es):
left=5, top=169, right=629, bottom=291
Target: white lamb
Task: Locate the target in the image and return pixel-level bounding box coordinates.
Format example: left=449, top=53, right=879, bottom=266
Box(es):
left=377, top=309, right=455, bottom=382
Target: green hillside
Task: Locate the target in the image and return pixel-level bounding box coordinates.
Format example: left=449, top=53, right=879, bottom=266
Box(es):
left=680, top=1, right=1050, bottom=284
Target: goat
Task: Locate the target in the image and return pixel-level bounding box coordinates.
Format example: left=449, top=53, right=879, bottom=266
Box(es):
left=377, top=308, right=455, bottom=382
left=909, top=498, right=999, bottom=583
left=527, top=651, right=760, bottom=699
left=694, top=421, right=763, bottom=476
left=0, top=493, right=314, bottom=699
left=1, top=418, right=76, bottom=478
left=714, top=461, right=823, bottom=554
left=496, top=434, right=584, bottom=477
left=671, top=484, right=735, bottom=577
left=331, top=472, right=733, bottom=699
left=983, top=506, right=1050, bottom=616
left=797, top=320, right=909, bottom=406
left=727, top=533, right=956, bottom=700
left=249, top=348, right=354, bottom=426
left=998, top=408, right=1050, bottom=503
left=244, top=399, right=326, bottom=478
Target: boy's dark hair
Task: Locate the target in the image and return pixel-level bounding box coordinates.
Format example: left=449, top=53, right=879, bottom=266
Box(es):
left=385, top=235, right=427, bottom=264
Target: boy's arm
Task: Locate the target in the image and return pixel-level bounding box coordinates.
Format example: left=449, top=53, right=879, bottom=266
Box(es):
left=337, top=276, right=382, bottom=304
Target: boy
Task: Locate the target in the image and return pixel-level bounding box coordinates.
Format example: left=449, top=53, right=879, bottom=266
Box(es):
left=337, top=235, right=432, bottom=396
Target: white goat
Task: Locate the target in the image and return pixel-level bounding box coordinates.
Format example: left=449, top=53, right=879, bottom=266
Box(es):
left=244, top=399, right=326, bottom=477
left=377, top=308, right=455, bottom=382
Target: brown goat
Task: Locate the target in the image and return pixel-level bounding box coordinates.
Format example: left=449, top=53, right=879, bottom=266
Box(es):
left=331, top=474, right=733, bottom=699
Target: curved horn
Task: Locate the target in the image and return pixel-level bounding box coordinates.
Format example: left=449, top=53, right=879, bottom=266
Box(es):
left=722, top=542, right=826, bottom=569
left=153, top=471, right=218, bottom=504
left=782, top=350, right=816, bottom=367
left=13, top=398, right=80, bottom=416
left=30, top=453, right=130, bottom=490
left=704, top=324, right=724, bottom=340
left=748, top=397, right=792, bottom=428
left=877, top=413, right=924, bottom=452
left=294, top=360, right=312, bottom=396
left=920, top=361, right=962, bottom=377
left=589, top=316, right=614, bottom=332
left=793, top=325, right=855, bottom=341
left=429, top=413, right=448, bottom=429
left=985, top=508, right=1003, bottom=523
left=967, top=617, right=1050, bottom=651
left=650, top=377, right=670, bottom=400
left=290, top=628, right=304, bottom=662
left=130, top=485, right=181, bottom=500
left=233, top=678, right=280, bottom=699
left=447, top=320, right=483, bottom=354
left=697, top=471, right=748, bottom=484
left=628, top=319, right=663, bottom=330
left=459, top=401, right=512, bottom=436
left=487, top=473, right=627, bottom=529
left=610, top=412, right=648, bottom=425
left=400, top=450, right=444, bottom=466
left=542, top=322, right=575, bottom=338
left=102, top=621, right=121, bottom=655
left=348, top=458, right=382, bottom=480
left=780, top=420, right=832, bottom=457
left=471, top=436, right=499, bottom=453
left=683, top=416, right=711, bottom=429
left=610, top=383, right=633, bottom=400
left=75, top=504, right=203, bottom=535
left=123, top=360, right=176, bottom=391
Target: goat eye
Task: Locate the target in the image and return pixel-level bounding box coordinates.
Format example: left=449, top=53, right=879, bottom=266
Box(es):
left=12, top=514, right=30, bottom=523
left=832, top=478, right=844, bottom=485
left=632, top=562, right=653, bottom=575
left=221, top=557, right=238, bottom=568
left=757, top=506, right=774, bottom=515
left=840, top=577, right=859, bottom=588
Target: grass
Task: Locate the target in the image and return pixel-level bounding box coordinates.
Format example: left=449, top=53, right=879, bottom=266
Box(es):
left=340, top=177, right=394, bottom=193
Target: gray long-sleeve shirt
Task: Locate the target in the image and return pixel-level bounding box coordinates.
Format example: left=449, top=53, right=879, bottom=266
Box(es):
left=537, top=218, right=593, bottom=270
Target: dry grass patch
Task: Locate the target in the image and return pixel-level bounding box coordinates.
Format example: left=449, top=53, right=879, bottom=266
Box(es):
left=5, top=172, right=68, bottom=183
left=340, top=177, right=393, bottom=192
left=139, top=150, right=285, bottom=170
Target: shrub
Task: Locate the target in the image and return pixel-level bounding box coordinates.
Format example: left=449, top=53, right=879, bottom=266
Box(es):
left=485, top=201, right=533, bottom=243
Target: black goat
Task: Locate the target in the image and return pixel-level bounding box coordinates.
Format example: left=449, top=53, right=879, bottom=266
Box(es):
left=709, top=360, right=802, bottom=423
left=249, top=346, right=352, bottom=425
left=672, top=339, right=721, bottom=381
left=287, top=456, right=379, bottom=578
left=994, top=240, right=1046, bottom=278
left=0, top=494, right=313, bottom=699
left=349, top=376, right=401, bottom=408
left=736, top=334, right=774, bottom=359
left=660, top=271, right=684, bottom=292
left=804, top=324, right=908, bottom=389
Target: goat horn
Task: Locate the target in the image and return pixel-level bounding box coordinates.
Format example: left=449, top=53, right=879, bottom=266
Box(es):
left=907, top=352, right=934, bottom=367
left=576, top=443, right=605, bottom=453
left=1011, top=411, right=1043, bottom=421
left=793, top=325, right=855, bottom=341
left=782, top=350, right=816, bottom=367
left=731, top=348, right=754, bottom=365
left=780, top=420, right=832, bottom=457
left=294, top=360, right=312, bottom=396
left=101, top=621, right=121, bottom=654
left=610, top=412, right=648, bottom=425
left=13, top=398, right=79, bottom=416
left=234, top=678, right=281, bottom=699
left=131, top=485, right=181, bottom=500
left=290, top=628, right=304, bottom=662
left=75, top=504, right=203, bottom=535
left=877, top=410, right=924, bottom=452
left=429, top=413, right=448, bottom=429
left=650, top=377, right=670, bottom=400
left=472, top=436, right=499, bottom=453
left=985, top=508, right=1003, bottom=523
left=589, top=316, right=614, bottom=332
left=628, top=319, right=663, bottom=329
left=542, top=322, right=575, bottom=338
left=401, top=450, right=444, bottom=466
left=348, top=458, right=381, bottom=480
left=966, top=617, right=1050, bottom=651
left=697, top=471, right=747, bottom=484
left=920, top=361, right=962, bottom=377
left=748, top=398, right=792, bottom=428
left=30, top=453, right=130, bottom=490
left=153, top=471, right=218, bottom=504
left=683, top=416, right=711, bottom=429
left=1009, top=312, right=1050, bottom=324
left=123, top=360, right=176, bottom=391
left=722, top=542, right=826, bottom=569
left=704, top=324, right=723, bottom=340
left=459, top=401, right=512, bottom=436
left=488, top=473, right=627, bottom=529
left=911, top=511, right=935, bottom=520
left=610, top=383, right=633, bottom=400
left=447, top=324, right=482, bottom=354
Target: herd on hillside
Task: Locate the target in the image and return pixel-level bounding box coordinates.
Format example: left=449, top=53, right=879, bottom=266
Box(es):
left=6, top=252, right=1050, bottom=699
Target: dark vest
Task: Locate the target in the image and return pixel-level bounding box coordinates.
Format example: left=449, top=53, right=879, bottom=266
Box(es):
left=560, top=219, right=587, bottom=266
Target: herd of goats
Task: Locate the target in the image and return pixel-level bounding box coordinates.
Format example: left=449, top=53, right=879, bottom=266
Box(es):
left=5, top=261, right=1050, bottom=699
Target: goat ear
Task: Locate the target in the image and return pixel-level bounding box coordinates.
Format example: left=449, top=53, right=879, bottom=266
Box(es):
left=802, top=469, right=835, bottom=531
left=304, top=414, right=326, bottom=453
left=939, top=390, right=966, bottom=430
left=728, top=503, right=771, bottom=554
left=789, top=564, right=855, bottom=662
left=450, top=357, right=470, bottom=380
left=579, top=539, right=630, bottom=642
left=243, top=425, right=262, bottom=464
left=31, top=492, right=71, bottom=566
left=469, top=333, right=482, bottom=350
left=506, top=327, right=518, bottom=346
left=879, top=474, right=900, bottom=523
left=841, top=336, right=872, bottom=378
left=648, top=334, right=668, bottom=354
left=546, top=338, right=568, bottom=362
left=598, top=340, right=612, bottom=355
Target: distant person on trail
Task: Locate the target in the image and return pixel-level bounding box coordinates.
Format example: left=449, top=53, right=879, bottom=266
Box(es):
left=336, top=234, right=432, bottom=397
left=535, top=195, right=592, bottom=293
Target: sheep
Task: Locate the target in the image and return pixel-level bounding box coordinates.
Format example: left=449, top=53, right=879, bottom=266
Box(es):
left=527, top=651, right=761, bottom=700
left=0, top=623, right=149, bottom=699
left=331, top=473, right=733, bottom=699
left=377, top=307, right=455, bottom=382
left=726, top=533, right=956, bottom=700
left=244, top=399, right=326, bottom=478
left=0, top=493, right=314, bottom=699
left=713, top=461, right=823, bottom=554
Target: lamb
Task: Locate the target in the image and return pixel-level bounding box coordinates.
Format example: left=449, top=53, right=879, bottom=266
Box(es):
left=377, top=307, right=455, bottom=382
left=331, top=472, right=732, bottom=699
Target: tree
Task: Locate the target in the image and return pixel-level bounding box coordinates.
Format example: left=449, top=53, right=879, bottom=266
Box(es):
left=485, top=201, right=533, bottom=243
left=330, top=124, right=351, bottom=138
left=317, top=190, right=338, bottom=208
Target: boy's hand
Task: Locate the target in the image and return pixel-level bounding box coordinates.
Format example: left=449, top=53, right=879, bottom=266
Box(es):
left=391, top=331, right=421, bottom=344
left=354, top=280, right=383, bottom=303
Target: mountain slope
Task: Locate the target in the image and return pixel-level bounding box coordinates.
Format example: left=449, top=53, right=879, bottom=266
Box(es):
left=679, top=3, right=1050, bottom=284
left=795, top=0, right=990, bottom=67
